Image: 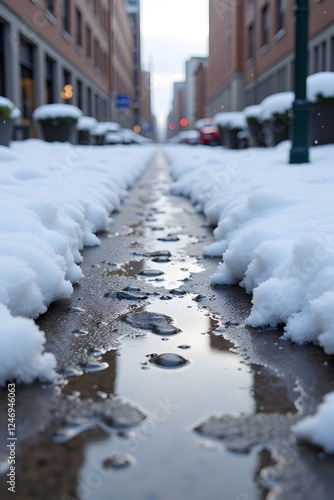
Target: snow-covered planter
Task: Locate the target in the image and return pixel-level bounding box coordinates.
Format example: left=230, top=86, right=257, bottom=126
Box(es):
left=0, top=96, right=21, bottom=147
left=91, top=121, right=121, bottom=145
left=244, top=105, right=266, bottom=147
left=214, top=112, right=248, bottom=149
left=259, top=92, right=294, bottom=147
left=76, top=116, right=97, bottom=145
left=307, top=72, right=334, bottom=146
left=32, top=104, right=82, bottom=143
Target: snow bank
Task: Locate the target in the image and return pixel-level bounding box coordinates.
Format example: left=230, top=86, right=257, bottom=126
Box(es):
left=0, top=140, right=155, bottom=385
left=165, top=143, right=334, bottom=355
left=0, top=96, right=21, bottom=119
left=292, top=391, right=334, bottom=453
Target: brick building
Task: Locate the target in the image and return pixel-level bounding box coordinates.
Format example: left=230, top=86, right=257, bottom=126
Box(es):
left=0, top=0, right=145, bottom=132
left=206, top=0, right=334, bottom=115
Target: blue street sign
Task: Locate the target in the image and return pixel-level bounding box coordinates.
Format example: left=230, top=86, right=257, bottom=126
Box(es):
left=116, top=94, right=131, bottom=109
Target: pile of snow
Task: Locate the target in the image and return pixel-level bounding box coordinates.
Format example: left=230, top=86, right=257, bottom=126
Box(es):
left=292, top=391, right=334, bottom=453
left=0, top=140, right=156, bottom=385
left=258, top=92, right=294, bottom=121
left=0, top=96, right=21, bottom=119
left=307, top=71, right=334, bottom=103
left=243, top=105, right=262, bottom=121
left=214, top=112, right=247, bottom=130
left=76, top=116, right=98, bottom=131
left=32, top=104, right=82, bottom=122
left=91, top=121, right=121, bottom=136
left=164, top=143, right=334, bottom=355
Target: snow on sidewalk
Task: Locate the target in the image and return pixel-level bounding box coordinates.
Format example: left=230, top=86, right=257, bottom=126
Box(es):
left=164, top=141, right=334, bottom=453
left=0, top=140, right=155, bottom=386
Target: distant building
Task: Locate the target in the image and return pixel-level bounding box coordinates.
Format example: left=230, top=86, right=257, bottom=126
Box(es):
left=194, top=60, right=207, bottom=122
left=184, top=56, right=207, bottom=128
left=206, top=0, right=334, bottom=114
left=167, top=81, right=185, bottom=138
left=124, top=0, right=141, bottom=127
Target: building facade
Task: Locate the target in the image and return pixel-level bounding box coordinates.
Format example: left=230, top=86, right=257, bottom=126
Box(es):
left=206, top=0, right=244, bottom=116
left=206, top=0, right=334, bottom=114
left=0, top=0, right=144, bottom=132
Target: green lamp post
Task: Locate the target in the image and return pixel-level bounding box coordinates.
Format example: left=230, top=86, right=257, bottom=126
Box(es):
left=289, top=0, right=309, bottom=164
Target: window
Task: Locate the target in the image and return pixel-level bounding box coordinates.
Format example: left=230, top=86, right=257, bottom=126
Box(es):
left=86, top=25, right=91, bottom=58
left=20, top=38, right=35, bottom=119
left=45, top=56, right=54, bottom=103
left=45, top=0, right=54, bottom=16
left=321, top=41, right=327, bottom=71
left=248, top=23, right=255, bottom=60
left=62, top=0, right=70, bottom=34
left=77, top=79, right=82, bottom=110
left=261, top=4, right=270, bottom=47
left=0, top=22, right=6, bottom=96
left=313, top=45, right=319, bottom=73
left=87, top=87, right=92, bottom=115
left=75, top=9, right=82, bottom=47
left=276, top=0, right=286, bottom=33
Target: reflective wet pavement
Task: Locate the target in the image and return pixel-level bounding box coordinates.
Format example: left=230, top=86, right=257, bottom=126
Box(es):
left=1, top=151, right=334, bottom=500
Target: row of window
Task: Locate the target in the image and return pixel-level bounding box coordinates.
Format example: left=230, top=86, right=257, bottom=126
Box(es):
left=44, top=0, right=108, bottom=76
left=248, top=0, right=287, bottom=60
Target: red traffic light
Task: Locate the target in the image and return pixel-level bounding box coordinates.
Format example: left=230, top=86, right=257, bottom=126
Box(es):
left=168, top=122, right=176, bottom=130
left=180, top=118, right=188, bottom=127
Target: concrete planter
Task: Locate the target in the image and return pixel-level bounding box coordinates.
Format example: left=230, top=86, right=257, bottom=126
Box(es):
left=224, top=129, right=245, bottom=149
left=38, top=122, right=77, bottom=143
left=77, top=130, right=93, bottom=145
left=263, top=116, right=290, bottom=147
left=309, top=103, right=334, bottom=146
left=0, top=118, right=14, bottom=147
left=247, top=119, right=266, bottom=147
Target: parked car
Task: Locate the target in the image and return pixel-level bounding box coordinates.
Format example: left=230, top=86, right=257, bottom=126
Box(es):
left=196, top=119, right=221, bottom=146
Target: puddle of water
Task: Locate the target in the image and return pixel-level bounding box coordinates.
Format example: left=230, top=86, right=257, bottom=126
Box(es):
left=78, top=295, right=259, bottom=500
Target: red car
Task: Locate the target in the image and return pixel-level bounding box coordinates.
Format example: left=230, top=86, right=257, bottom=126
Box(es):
left=198, top=120, right=221, bottom=146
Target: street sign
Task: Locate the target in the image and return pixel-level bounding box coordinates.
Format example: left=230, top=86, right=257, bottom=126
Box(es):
left=116, top=94, right=131, bottom=109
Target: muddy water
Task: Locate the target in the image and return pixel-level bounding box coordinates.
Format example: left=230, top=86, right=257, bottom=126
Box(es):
left=1, top=150, right=334, bottom=500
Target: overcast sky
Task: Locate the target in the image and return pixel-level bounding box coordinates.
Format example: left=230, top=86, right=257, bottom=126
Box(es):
left=140, top=0, right=209, bottom=128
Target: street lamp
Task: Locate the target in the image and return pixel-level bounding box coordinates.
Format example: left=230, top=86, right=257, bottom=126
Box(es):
left=289, top=0, right=309, bottom=164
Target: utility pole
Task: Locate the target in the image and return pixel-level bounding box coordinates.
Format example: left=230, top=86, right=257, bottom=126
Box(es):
left=289, top=0, right=309, bottom=164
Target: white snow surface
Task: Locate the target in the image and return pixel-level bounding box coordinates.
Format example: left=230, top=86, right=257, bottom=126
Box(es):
left=32, top=104, right=83, bottom=121
left=0, top=96, right=21, bottom=119
left=76, top=116, right=98, bottom=131
left=259, top=91, right=294, bottom=121
left=292, top=391, right=334, bottom=453
left=243, top=105, right=262, bottom=120
left=214, top=112, right=247, bottom=130
left=165, top=141, right=334, bottom=453
left=307, top=71, right=334, bottom=102
left=0, top=140, right=155, bottom=386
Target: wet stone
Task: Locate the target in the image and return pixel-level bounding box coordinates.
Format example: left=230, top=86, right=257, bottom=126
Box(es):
left=177, top=345, right=191, bottom=350
left=105, top=290, right=149, bottom=300
left=52, top=418, right=95, bottom=443
left=72, top=329, right=89, bottom=338
left=193, top=294, right=207, bottom=302
left=143, top=250, right=171, bottom=257
left=102, top=454, right=134, bottom=470
left=137, top=269, right=164, bottom=277
left=152, top=256, right=171, bottom=263
left=159, top=295, right=173, bottom=300
left=61, top=366, right=84, bottom=377
left=149, top=353, right=189, bottom=368
left=224, top=321, right=240, bottom=328
left=67, top=306, right=86, bottom=314
left=82, top=361, right=109, bottom=373
left=169, top=289, right=187, bottom=296
left=123, top=311, right=181, bottom=335
left=88, top=347, right=105, bottom=356
left=157, top=234, right=180, bottom=242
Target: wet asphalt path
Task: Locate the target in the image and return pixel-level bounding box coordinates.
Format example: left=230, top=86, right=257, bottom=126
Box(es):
left=1, top=150, right=334, bottom=500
